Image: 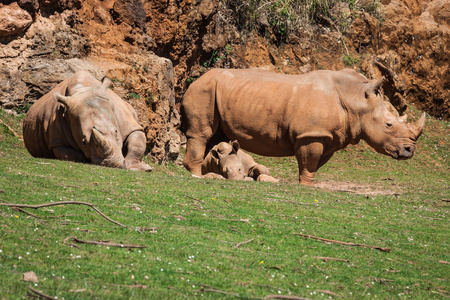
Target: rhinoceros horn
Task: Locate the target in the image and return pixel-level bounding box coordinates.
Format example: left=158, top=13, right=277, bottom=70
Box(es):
left=410, top=113, right=426, bottom=139
left=91, top=127, right=112, bottom=158
left=365, top=77, right=385, bottom=98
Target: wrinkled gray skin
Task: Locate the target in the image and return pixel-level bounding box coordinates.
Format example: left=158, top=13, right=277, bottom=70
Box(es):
left=23, top=71, right=152, bottom=171
left=202, top=141, right=275, bottom=181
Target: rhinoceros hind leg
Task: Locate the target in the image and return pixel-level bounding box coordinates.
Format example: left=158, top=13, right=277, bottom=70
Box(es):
left=123, top=131, right=152, bottom=172
left=53, top=146, right=88, bottom=163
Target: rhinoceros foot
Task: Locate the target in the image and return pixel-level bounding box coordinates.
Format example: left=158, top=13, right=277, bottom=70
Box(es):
left=203, top=172, right=225, bottom=179
left=125, top=161, right=153, bottom=172
left=257, top=174, right=279, bottom=183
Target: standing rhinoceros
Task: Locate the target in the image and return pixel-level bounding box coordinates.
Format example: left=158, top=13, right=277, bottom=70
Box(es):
left=202, top=140, right=277, bottom=182
left=182, top=68, right=425, bottom=185
left=23, top=71, right=152, bottom=171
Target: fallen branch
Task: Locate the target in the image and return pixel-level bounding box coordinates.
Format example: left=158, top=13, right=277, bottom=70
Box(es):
left=293, top=233, right=391, bottom=252
left=65, top=236, right=146, bottom=249
left=0, top=201, right=128, bottom=228
left=183, top=194, right=204, bottom=203
left=110, top=284, right=148, bottom=289
left=314, top=256, right=349, bottom=263
left=27, top=286, right=56, bottom=300
left=63, top=236, right=81, bottom=249
left=12, top=207, right=43, bottom=220
left=236, top=238, right=254, bottom=248
left=442, top=199, right=450, bottom=203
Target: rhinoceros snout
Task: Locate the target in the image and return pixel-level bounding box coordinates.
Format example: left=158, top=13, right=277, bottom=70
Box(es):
left=397, top=146, right=414, bottom=160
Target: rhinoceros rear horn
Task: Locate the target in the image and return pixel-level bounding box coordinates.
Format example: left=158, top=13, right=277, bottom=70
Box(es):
left=100, top=76, right=112, bottom=91
left=91, top=128, right=112, bottom=158
left=411, top=112, right=426, bottom=139
left=54, top=91, right=73, bottom=107
left=365, top=77, right=385, bottom=98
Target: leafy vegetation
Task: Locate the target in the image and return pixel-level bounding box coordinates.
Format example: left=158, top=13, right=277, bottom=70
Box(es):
left=0, top=108, right=449, bottom=299
left=342, top=52, right=360, bottom=67
left=220, top=0, right=383, bottom=43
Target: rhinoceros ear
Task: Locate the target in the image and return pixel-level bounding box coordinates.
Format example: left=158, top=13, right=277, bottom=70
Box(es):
left=365, top=77, right=385, bottom=99
left=100, top=76, right=112, bottom=91
left=211, top=149, right=221, bottom=160
left=53, top=91, right=72, bottom=108
left=231, top=140, right=240, bottom=154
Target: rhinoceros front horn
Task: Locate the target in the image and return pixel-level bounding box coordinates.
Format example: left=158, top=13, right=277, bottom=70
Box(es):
left=411, top=112, right=426, bottom=139
left=91, top=128, right=112, bottom=158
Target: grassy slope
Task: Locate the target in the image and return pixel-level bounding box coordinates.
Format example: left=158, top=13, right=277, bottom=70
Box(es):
left=0, top=108, right=448, bottom=299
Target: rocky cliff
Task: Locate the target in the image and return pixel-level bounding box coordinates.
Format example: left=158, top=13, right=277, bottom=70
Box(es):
left=0, top=0, right=448, bottom=162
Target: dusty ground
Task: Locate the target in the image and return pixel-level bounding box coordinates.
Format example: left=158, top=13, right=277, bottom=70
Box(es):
left=315, top=181, right=403, bottom=196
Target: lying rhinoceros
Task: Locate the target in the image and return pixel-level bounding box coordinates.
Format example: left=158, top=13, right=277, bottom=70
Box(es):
left=182, top=68, right=425, bottom=185
left=201, top=140, right=278, bottom=182
left=23, top=71, right=152, bottom=171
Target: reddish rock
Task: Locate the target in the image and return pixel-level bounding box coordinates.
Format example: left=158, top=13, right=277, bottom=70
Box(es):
left=0, top=2, right=33, bottom=37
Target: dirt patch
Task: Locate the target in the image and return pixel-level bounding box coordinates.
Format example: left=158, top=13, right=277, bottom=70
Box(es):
left=315, top=181, right=403, bottom=196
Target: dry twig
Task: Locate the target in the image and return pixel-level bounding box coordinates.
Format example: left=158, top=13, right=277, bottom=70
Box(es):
left=12, top=207, right=43, bottom=220
left=236, top=238, right=254, bottom=248
left=64, top=236, right=146, bottom=249
left=27, top=286, right=56, bottom=300
left=294, top=233, right=391, bottom=252
left=63, top=236, right=81, bottom=249
left=314, top=256, right=349, bottom=263
left=0, top=201, right=128, bottom=228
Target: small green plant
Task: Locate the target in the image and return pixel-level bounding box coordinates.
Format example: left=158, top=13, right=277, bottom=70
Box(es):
left=343, top=53, right=360, bottom=67
left=12, top=104, right=32, bottom=115
left=144, top=91, right=156, bottom=105
left=129, top=92, right=140, bottom=100
left=186, top=77, right=196, bottom=85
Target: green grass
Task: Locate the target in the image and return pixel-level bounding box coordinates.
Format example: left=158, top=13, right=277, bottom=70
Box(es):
left=0, top=108, right=449, bottom=299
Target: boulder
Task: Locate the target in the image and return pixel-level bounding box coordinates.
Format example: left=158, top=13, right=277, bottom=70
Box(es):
left=0, top=2, right=33, bottom=37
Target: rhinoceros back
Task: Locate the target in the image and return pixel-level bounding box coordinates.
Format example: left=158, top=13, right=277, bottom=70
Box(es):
left=23, top=78, right=72, bottom=158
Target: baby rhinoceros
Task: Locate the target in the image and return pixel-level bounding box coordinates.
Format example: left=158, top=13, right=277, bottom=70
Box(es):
left=201, top=141, right=278, bottom=182
left=23, top=71, right=152, bottom=171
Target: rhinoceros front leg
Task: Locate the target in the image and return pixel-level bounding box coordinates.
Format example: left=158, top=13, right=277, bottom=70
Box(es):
left=183, top=137, right=207, bottom=176
left=123, top=131, right=152, bottom=172
left=53, top=146, right=88, bottom=163
left=295, top=140, right=327, bottom=186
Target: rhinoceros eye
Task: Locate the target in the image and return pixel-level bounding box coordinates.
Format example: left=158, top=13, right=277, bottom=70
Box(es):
left=386, top=122, right=393, bottom=128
